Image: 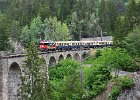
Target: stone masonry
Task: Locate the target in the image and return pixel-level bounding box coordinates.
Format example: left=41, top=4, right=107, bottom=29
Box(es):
left=0, top=50, right=89, bottom=100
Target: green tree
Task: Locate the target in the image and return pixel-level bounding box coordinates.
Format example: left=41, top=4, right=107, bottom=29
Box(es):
left=20, top=16, right=42, bottom=47
left=125, top=26, right=140, bottom=56
left=98, top=0, right=108, bottom=31
left=87, top=13, right=99, bottom=37
left=85, top=60, right=111, bottom=98
left=0, top=13, right=12, bottom=51
left=19, top=41, right=52, bottom=100
left=20, top=16, right=70, bottom=47
left=30, top=16, right=42, bottom=43
left=84, top=48, right=134, bottom=99
left=69, top=12, right=79, bottom=40
left=94, top=48, right=134, bottom=72
left=20, top=25, right=31, bottom=47
left=113, top=17, right=130, bottom=47
left=85, top=48, right=135, bottom=72
left=49, top=59, right=84, bottom=100
left=44, top=17, right=70, bottom=41
left=98, top=0, right=119, bottom=33
left=127, top=0, right=137, bottom=29
left=10, top=20, right=21, bottom=41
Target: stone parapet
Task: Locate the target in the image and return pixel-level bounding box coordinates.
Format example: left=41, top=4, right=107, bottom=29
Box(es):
left=0, top=57, right=3, bottom=100
left=0, top=51, right=10, bottom=57
left=0, top=50, right=90, bottom=100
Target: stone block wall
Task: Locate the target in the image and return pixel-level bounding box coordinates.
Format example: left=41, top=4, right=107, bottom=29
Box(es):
left=0, top=59, right=3, bottom=100
left=0, top=50, right=89, bottom=100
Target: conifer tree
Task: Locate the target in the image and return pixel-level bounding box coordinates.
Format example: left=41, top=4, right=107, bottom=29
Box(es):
left=127, top=0, right=137, bottom=30
left=19, top=41, right=52, bottom=100
left=0, top=14, right=12, bottom=51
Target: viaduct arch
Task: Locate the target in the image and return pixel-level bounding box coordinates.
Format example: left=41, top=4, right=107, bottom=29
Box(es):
left=58, top=55, right=64, bottom=61
left=49, top=57, right=56, bottom=67
left=8, top=62, right=21, bottom=100
left=0, top=50, right=89, bottom=100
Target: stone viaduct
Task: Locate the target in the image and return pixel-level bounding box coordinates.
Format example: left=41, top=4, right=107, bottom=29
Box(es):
left=0, top=50, right=89, bottom=100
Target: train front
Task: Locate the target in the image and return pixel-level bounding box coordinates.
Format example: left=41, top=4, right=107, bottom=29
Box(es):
left=39, top=41, right=56, bottom=52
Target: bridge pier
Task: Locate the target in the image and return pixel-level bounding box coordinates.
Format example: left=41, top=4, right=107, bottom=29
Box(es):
left=0, top=50, right=90, bottom=100
left=0, top=59, right=3, bottom=100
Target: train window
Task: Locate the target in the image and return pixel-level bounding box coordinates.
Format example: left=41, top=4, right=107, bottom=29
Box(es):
left=99, top=42, right=104, bottom=44
left=44, top=43, right=48, bottom=45
left=56, top=43, right=59, bottom=46
left=40, top=43, right=44, bottom=45
left=48, top=43, right=54, bottom=46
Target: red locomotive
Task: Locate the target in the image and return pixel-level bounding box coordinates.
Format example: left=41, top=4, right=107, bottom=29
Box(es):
left=39, top=41, right=56, bottom=52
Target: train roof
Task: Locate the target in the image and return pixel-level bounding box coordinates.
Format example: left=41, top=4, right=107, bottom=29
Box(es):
left=40, top=40, right=113, bottom=44
left=81, top=36, right=113, bottom=41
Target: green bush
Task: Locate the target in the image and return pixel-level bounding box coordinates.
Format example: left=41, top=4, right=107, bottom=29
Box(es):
left=84, top=48, right=135, bottom=72
left=84, top=64, right=111, bottom=99
left=83, top=56, right=95, bottom=64
left=120, top=76, right=134, bottom=89
left=110, top=76, right=134, bottom=100
left=49, top=59, right=80, bottom=80
left=49, top=59, right=84, bottom=100
left=110, top=86, right=121, bottom=100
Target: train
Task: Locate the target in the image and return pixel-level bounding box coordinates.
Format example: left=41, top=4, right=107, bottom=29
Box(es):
left=39, top=40, right=113, bottom=52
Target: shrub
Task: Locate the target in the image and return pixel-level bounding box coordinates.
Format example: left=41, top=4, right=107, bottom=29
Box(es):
left=110, top=86, right=121, bottom=100
left=109, top=76, right=134, bottom=100
left=120, top=76, right=134, bottom=89
left=84, top=64, right=111, bottom=99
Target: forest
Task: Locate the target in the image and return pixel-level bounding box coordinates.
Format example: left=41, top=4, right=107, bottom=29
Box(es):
left=1, top=0, right=140, bottom=49
left=1, top=0, right=140, bottom=100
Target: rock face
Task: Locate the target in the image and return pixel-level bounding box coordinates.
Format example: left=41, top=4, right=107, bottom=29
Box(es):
left=11, top=40, right=26, bottom=54
left=117, top=73, right=140, bottom=100
left=0, top=56, right=3, bottom=100
left=93, top=71, right=140, bottom=100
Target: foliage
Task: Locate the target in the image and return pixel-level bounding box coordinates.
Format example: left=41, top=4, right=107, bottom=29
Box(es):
left=19, top=41, right=52, bottom=100
left=1, top=0, right=133, bottom=41
left=121, top=76, right=134, bottom=89
left=83, top=56, right=95, bottom=64
left=123, top=26, right=140, bottom=70
left=112, top=0, right=140, bottom=48
left=49, top=59, right=80, bottom=79
left=109, top=76, right=134, bottom=100
left=98, top=0, right=121, bottom=34
left=20, top=16, right=70, bottom=47
left=0, top=13, right=12, bottom=51
left=113, top=16, right=130, bottom=48
left=125, top=25, right=140, bottom=57
left=84, top=48, right=134, bottom=72
left=84, top=62, right=111, bottom=99
left=20, top=25, right=31, bottom=47
left=110, top=86, right=120, bottom=100
left=49, top=59, right=84, bottom=100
